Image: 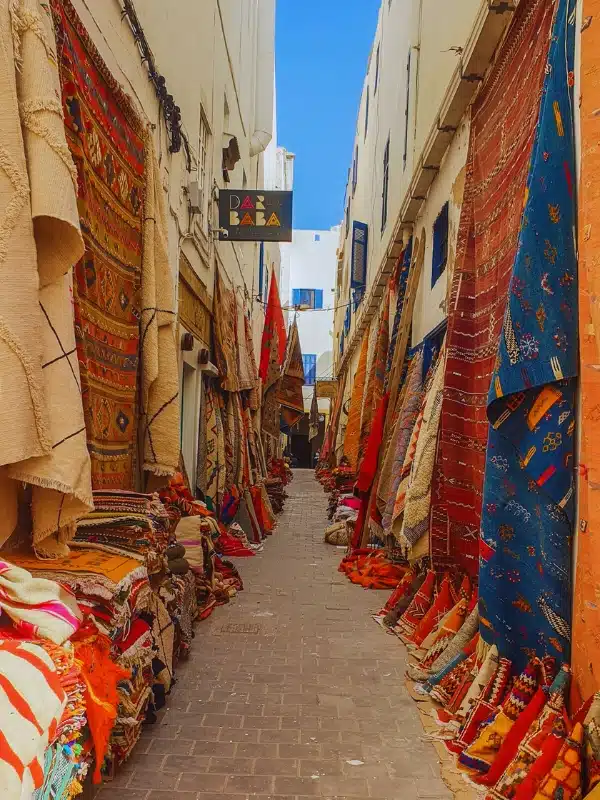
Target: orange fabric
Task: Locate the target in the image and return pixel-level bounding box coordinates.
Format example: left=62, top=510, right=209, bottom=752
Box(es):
left=573, top=0, right=600, bottom=706
left=73, top=625, right=130, bottom=783
left=344, top=327, right=370, bottom=471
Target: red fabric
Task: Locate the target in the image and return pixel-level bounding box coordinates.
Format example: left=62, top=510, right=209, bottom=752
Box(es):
left=410, top=575, right=453, bottom=647
left=399, top=569, right=436, bottom=635
left=350, top=493, right=370, bottom=550
left=477, top=685, right=549, bottom=786
left=381, top=569, right=416, bottom=614
left=259, top=271, right=286, bottom=382
left=429, top=0, right=556, bottom=576
left=356, top=393, right=390, bottom=494
left=511, top=733, right=565, bottom=800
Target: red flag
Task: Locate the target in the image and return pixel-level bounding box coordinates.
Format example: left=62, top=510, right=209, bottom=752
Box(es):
left=259, top=271, right=286, bottom=385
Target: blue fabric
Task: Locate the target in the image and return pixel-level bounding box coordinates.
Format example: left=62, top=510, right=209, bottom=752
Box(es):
left=479, top=0, right=577, bottom=671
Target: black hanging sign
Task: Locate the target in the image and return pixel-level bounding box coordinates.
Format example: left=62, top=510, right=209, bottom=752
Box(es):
left=218, top=190, right=293, bottom=242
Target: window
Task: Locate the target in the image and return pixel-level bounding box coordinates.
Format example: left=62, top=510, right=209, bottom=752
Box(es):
left=314, top=233, right=321, bottom=242
left=364, top=86, right=370, bottom=139
left=345, top=201, right=350, bottom=240
left=292, top=288, right=323, bottom=309
left=374, top=44, right=380, bottom=94
left=344, top=304, right=351, bottom=334
left=381, top=136, right=390, bottom=232
left=303, top=354, right=317, bottom=386
left=403, top=51, right=411, bottom=169
left=197, top=109, right=211, bottom=231
left=351, top=221, right=368, bottom=289
left=422, top=320, right=447, bottom=379
left=432, top=202, right=450, bottom=287
left=352, top=145, right=358, bottom=196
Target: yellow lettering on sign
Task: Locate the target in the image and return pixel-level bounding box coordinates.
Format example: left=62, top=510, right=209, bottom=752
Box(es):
left=266, top=212, right=281, bottom=227
left=240, top=212, right=254, bottom=226
left=255, top=211, right=266, bottom=226
left=256, top=195, right=265, bottom=210
left=230, top=211, right=240, bottom=225
left=229, top=194, right=241, bottom=210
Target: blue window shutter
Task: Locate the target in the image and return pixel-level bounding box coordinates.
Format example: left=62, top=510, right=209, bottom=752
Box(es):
left=293, top=289, right=322, bottom=309
left=431, top=202, right=449, bottom=287
left=303, top=354, right=317, bottom=385
left=422, top=320, right=447, bottom=379
left=351, top=221, right=368, bottom=289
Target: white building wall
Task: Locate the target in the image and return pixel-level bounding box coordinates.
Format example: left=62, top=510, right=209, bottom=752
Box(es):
left=333, top=0, right=506, bottom=374
left=411, top=118, right=469, bottom=346
left=284, top=228, right=339, bottom=413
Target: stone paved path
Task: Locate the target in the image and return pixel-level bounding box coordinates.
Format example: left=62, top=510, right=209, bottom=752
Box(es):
left=97, top=469, right=451, bottom=800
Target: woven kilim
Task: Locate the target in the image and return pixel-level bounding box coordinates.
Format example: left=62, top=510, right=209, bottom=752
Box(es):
left=429, top=0, right=555, bottom=576
left=278, top=318, right=305, bottom=431
left=54, top=0, right=145, bottom=490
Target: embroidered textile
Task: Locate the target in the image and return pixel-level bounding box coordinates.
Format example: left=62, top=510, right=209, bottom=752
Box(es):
left=454, top=658, right=512, bottom=754
left=489, top=665, right=571, bottom=798
left=384, top=234, right=426, bottom=433
left=359, top=298, right=389, bottom=457
left=428, top=606, right=480, bottom=677
left=584, top=694, right=600, bottom=795
left=572, top=0, right=600, bottom=705
left=385, top=240, right=413, bottom=388
left=214, top=270, right=240, bottom=392
left=0, top=0, right=93, bottom=555
left=398, top=569, right=435, bottom=637
left=205, top=384, right=226, bottom=507
left=55, top=0, right=145, bottom=490
left=459, top=659, right=543, bottom=776
left=478, top=0, right=577, bottom=671
left=430, top=0, right=556, bottom=576
left=0, top=559, right=81, bottom=645
left=410, top=574, right=453, bottom=647
left=344, top=326, right=370, bottom=471
left=419, top=597, right=469, bottom=670
left=0, top=640, right=66, bottom=797
left=532, top=722, right=583, bottom=800
left=259, top=271, right=286, bottom=386
left=398, top=347, right=445, bottom=556
left=381, top=352, right=425, bottom=533
left=278, top=318, right=305, bottom=431
left=236, top=296, right=258, bottom=395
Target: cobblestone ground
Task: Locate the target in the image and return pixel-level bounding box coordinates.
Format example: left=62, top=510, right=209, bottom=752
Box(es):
left=97, top=469, right=451, bottom=800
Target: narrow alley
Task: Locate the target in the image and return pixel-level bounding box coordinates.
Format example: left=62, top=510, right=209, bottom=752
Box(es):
left=96, top=471, right=450, bottom=800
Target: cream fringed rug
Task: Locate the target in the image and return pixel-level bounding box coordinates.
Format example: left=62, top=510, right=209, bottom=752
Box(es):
left=0, top=0, right=93, bottom=556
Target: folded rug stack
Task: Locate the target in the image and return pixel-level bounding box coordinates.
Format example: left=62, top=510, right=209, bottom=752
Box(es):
left=73, top=491, right=171, bottom=574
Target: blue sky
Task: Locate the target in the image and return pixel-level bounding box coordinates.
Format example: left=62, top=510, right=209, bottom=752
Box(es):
left=275, top=0, right=380, bottom=231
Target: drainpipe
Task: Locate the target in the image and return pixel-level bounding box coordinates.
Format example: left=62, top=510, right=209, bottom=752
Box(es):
left=249, top=0, right=275, bottom=157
